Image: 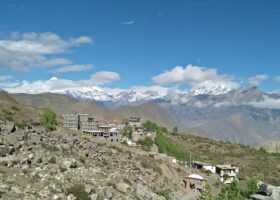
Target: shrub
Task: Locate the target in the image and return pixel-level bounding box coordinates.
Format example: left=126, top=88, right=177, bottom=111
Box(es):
left=79, top=156, right=85, bottom=164
left=48, top=156, right=56, bottom=164
left=137, top=137, right=153, bottom=150
left=66, top=184, right=90, bottom=200
left=41, top=107, right=58, bottom=131
left=156, top=188, right=172, bottom=199
left=172, top=126, right=178, bottom=135
left=11, top=105, right=20, bottom=111
left=242, top=176, right=259, bottom=197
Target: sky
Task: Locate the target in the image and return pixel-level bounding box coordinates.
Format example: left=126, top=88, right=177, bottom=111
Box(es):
left=0, top=0, right=280, bottom=93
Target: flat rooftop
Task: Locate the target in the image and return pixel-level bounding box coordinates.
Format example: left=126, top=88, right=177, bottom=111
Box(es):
left=216, top=165, right=238, bottom=169
left=192, top=161, right=213, bottom=166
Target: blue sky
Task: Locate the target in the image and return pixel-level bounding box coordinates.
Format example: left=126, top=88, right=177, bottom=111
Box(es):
left=0, top=0, right=279, bottom=92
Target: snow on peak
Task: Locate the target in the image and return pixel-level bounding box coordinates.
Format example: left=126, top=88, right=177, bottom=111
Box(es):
left=190, top=84, right=234, bottom=96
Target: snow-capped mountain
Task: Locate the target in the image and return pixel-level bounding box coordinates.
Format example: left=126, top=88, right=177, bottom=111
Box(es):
left=53, top=85, right=170, bottom=106
left=52, top=84, right=236, bottom=106
left=189, top=84, right=233, bottom=96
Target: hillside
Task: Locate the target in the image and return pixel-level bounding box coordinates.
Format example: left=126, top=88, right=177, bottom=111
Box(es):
left=0, top=91, right=41, bottom=127
left=164, top=133, right=280, bottom=186
left=11, top=93, right=182, bottom=130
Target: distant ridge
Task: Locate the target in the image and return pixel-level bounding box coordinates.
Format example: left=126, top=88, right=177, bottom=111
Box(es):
left=11, top=92, right=183, bottom=130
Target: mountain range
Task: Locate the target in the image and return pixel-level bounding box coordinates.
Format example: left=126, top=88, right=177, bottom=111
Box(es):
left=8, top=85, right=280, bottom=146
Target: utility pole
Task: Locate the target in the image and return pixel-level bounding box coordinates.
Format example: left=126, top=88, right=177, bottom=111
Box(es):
left=189, top=153, right=192, bottom=174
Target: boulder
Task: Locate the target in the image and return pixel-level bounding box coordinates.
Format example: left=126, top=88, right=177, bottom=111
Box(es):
left=59, top=158, right=77, bottom=169
left=116, top=183, right=131, bottom=194
left=90, top=194, right=98, bottom=200
left=3, top=121, right=16, bottom=134
left=3, top=135, right=21, bottom=149
left=0, top=146, right=14, bottom=157
left=250, top=182, right=280, bottom=200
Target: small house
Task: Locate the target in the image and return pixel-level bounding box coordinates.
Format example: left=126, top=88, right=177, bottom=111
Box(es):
left=183, top=174, right=207, bottom=192
left=192, top=161, right=216, bottom=174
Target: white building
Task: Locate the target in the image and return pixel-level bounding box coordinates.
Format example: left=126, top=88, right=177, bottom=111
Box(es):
left=192, top=161, right=216, bottom=174
left=216, top=165, right=239, bottom=184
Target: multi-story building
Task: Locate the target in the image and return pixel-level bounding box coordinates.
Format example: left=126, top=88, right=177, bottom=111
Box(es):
left=82, top=117, right=98, bottom=132
left=62, top=114, right=79, bottom=131
left=129, top=117, right=141, bottom=128
left=216, top=165, right=239, bottom=184
left=63, top=114, right=123, bottom=143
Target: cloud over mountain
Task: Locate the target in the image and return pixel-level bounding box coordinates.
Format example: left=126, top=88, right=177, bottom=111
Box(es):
left=3, top=71, right=121, bottom=94
left=248, top=74, right=268, bottom=86
left=152, top=64, right=239, bottom=91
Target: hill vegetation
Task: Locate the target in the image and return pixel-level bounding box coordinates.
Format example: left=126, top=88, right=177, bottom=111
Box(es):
left=164, top=132, right=280, bottom=186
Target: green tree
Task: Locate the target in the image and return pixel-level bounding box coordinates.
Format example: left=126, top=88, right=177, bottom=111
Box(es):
left=41, top=107, right=58, bottom=131
left=121, top=123, right=133, bottom=139
left=243, top=176, right=259, bottom=197
left=201, top=184, right=214, bottom=200
left=172, top=126, right=178, bottom=134
left=142, top=120, right=158, bottom=132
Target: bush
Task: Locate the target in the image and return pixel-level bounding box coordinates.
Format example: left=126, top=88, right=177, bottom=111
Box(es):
left=66, top=184, right=90, bottom=200
left=137, top=137, right=154, bottom=150
left=79, top=156, right=85, bottom=164
left=242, top=176, right=259, bottom=197
left=41, top=107, right=58, bottom=131
left=48, top=156, right=56, bottom=164
left=11, top=105, right=20, bottom=111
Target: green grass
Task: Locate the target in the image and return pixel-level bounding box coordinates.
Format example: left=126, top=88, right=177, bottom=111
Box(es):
left=155, top=131, right=189, bottom=161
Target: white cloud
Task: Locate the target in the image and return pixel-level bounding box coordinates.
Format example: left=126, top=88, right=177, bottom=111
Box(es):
left=122, top=20, right=135, bottom=25
left=248, top=74, right=268, bottom=85
left=49, top=64, right=93, bottom=74
left=70, top=36, right=92, bottom=45
left=0, top=32, right=92, bottom=71
left=0, top=75, right=13, bottom=81
left=275, top=76, right=280, bottom=82
left=90, top=71, right=120, bottom=85
left=249, top=97, right=280, bottom=109
left=41, top=58, right=72, bottom=67
left=152, top=64, right=239, bottom=91
left=3, top=71, right=121, bottom=94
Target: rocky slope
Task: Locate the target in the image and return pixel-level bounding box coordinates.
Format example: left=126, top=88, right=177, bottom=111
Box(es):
left=0, top=120, right=188, bottom=200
